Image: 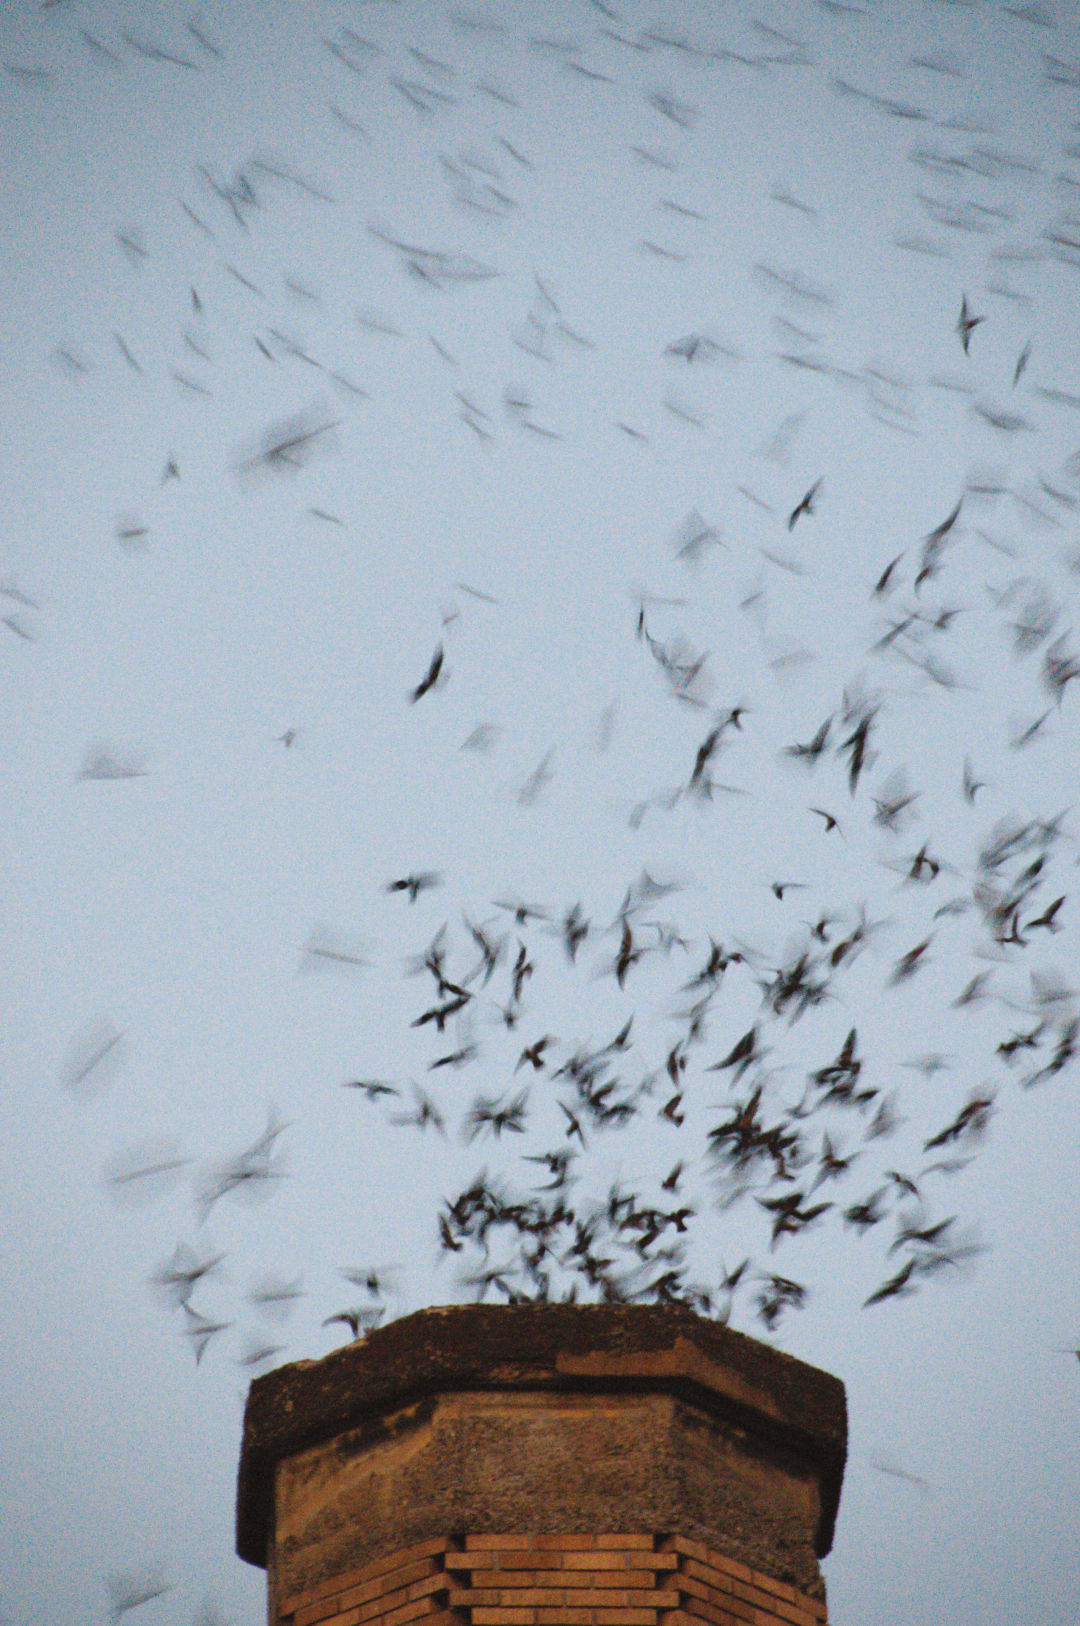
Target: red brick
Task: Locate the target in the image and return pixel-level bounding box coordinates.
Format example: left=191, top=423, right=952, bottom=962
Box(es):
left=471, top=1609, right=536, bottom=1625
left=577, top=1590, right=677, bottom=1610
left=681, top=1561, right=737, bottom=1598
left=293, top=1594, right=350, bottom=1626
left=659, top=1535, right=707, bottom=1564
left=351, top=1573, right=448, bottom=1625
left=535, top=1611, right=658, bottom=1626
left=677, top=1572, right=756, bottom=1625
left=464, top=1569, right=676, bottom=1593
left=572, top=1568, right=646, bottom=1587
left=281, top=1573, right=350, bottom=1615
left=465, top=1570, right=579, bottom=1590
left=467, top=1535, right=538, bottom=1551
left=724, top=1568, right=823, bottom=1621
left=677, top=1602, right=747, bottom=1626
left=492, top=1590, right=560, bottom=1608
left=465, top=1572, right=564, bottom=1590
left=453, top=1555, right=566, bottom=1574
left=664, top=1539, right=754, bottom=1587
left=279, top=1532, right=826, bottom=1626
left=561, top=1589, right=640, bottom=1607
left=684, top=1573, right=820, bottom=1626
left=685, top=1558, right=788, bottom=1605
left=700, top=1552, right=754, bottom=1587
left=754, top=1586, right=824, bottom=1624
left=335, top=1559, right=443, bottom=1616
left=659, top=1613, right=723, bottom=1626
left=338, top=1593, right=445, bottom=1626
left=725, top=1581, right=821, bottom=1626
left=679, top=1592, right=752, bottom=1626
left=734, top=1571, right=804, bottom=1609
left=391, top=1596, right=451, bottom=1626
left=658, top=1613, right=713, bottom=1626
left=281, top=1539, right=449, bottom=1615
left=454, top=1552, right=678, bottom=1580
left=561, top=1552, right=668, bottom=1572
left=702, top=1546, right=813, bottom=1612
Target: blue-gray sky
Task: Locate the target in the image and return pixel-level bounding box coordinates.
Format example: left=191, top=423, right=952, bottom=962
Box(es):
left=2, top=3, right=1080, bottom=1624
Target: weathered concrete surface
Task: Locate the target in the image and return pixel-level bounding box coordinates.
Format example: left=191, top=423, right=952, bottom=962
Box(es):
left=236, top=1302, right=846, bottom=1605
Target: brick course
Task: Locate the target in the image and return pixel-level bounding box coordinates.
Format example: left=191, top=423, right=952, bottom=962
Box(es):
left=276, top=1534, right=829, bottom=1626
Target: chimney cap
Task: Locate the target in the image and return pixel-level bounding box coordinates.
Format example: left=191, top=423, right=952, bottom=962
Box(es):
left=236, top=1301, right=846, bottom=1568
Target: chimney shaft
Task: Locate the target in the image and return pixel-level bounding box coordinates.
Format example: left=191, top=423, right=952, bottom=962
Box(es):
left=237, top=1303, right=846, bottom=1626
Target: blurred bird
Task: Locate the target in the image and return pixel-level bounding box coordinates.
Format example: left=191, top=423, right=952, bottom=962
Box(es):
left=409, top=643, right=445, bottom=702
left=182, top=1305, right=233, bottom=1365
left=956, top=293, right=985, bottom=354
left=387, top=871, right=443, bottom=901
left=106, top=1567, right=174, bottom=1623
left=863, top=1258, right=918, bottom=1307
left=788, top=478, right=822, bottom=529
left=342, top=1078, right=399, bottom=1099
left=323, top=1306, right=385, bottom=1340
left=390, top=1083, right=447, bottom=1134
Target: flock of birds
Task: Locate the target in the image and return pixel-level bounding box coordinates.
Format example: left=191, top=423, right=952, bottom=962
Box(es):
left=19, top=0, right=1080, bottom=1339
left=333, top=736, right=1077, bottom=1332
left=5, top=0, right=1080, bottom=1617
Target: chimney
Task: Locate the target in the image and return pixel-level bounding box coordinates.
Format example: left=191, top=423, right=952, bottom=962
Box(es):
left=236, top=1303, right=847, bottom=1626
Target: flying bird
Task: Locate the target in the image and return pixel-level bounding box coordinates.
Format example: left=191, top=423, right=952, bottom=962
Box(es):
left=709, top=1025, right=762, bottom=1077
left=810, top=806, right=842, bottom=835
left=389, top=1083, right=447, bottom=1134
left=863, top=1257, right=918, bottom=1307
left=956, top=293, right=985, bottom=354
left=923, top=497, right=963, bottom=546
left=838, top=710, right=876, bottom=794
left=872, top=553, right=904, bottom=596
left=517, top=1036, right=553, bottom=1071
left=182, top=1304, right=233, bottom=1365
left=785, top=716, right=831, bottom=766
left=613, top=918, right=644, bottom=987
left=889, top=936, right=933, bottom=985
left=386, top=871, right=443, bottom=901
left=106, top=1567, right=174, bottom=1623
left=787, top=478, right=822, bottom=529
left=343, top=1078, right=399, bottom=1099
left=412, top=991, right=472, bottom=1031
left=869, top=1453, right=931, bottom=1494
left=961, top=757, right=985, bottom=803
left=409, top=644, right=444, bottom=702
left=771, top=880, right=806, bottom=900
left=1012, top=340, right=1031, bottom=388
left=323, top=1306, right=385, bottom=1340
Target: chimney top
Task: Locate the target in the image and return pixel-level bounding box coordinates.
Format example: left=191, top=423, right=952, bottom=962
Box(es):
left=236, top=1301, right=846, bottom=1578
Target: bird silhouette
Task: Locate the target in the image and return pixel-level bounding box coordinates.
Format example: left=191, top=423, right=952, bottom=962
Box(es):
left=787, top=478, right=822, bottom=529
left=409, top=644, right=444, bottom=702
left=956, top=293, right=985, bottom=354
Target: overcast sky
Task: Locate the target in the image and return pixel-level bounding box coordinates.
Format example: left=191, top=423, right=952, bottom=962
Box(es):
left=2, top=2, right=1080, bottom=1624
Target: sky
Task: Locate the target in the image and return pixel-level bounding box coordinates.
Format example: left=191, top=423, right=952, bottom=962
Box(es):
left=2, top=1, right=1080, bottom=1623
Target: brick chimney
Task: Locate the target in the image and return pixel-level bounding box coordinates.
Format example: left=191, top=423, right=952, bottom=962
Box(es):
left=236, top=1303, right=846, bottom=1626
